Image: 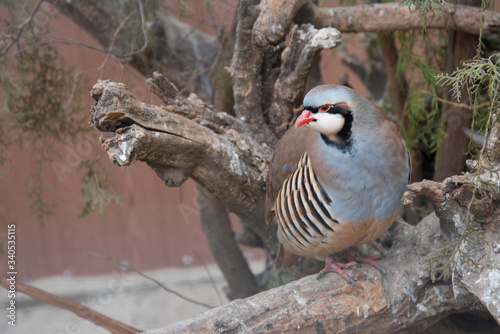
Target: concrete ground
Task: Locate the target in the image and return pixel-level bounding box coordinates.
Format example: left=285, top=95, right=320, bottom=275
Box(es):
left=0, top=261, right=265, bottom=334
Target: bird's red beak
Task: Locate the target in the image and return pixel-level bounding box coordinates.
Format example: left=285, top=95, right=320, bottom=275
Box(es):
left=295, top=110, right=315, bottom=129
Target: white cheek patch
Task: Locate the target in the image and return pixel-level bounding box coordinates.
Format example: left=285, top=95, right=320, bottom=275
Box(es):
left=308, top=113, right=345, bottom=136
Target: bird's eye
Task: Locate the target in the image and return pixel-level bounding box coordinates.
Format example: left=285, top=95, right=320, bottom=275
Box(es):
left=320, top=104, right=330, bottom=112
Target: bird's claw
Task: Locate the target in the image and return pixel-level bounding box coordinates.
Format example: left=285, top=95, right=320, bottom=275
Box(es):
left=317, top=256, right=356, bottom=285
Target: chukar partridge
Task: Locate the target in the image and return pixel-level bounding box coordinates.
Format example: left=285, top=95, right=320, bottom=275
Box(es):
left=266, top=84, right=410, bottom=283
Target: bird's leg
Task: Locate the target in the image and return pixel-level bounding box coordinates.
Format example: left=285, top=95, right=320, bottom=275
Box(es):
left=317, top=255, right=356, bottom=285
left=345, top=248, right=385, bottom=274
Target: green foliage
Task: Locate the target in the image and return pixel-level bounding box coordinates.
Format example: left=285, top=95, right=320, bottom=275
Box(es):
left=395, top=30, right=448, bottom=155
left=118, top=0, right=164, bottom=56
left=395, top=0, right=499, bottom=280
left=177, top=0, right=192, bottom=17
left=401, top=0, right=446, bottom=27
left=1, top=45, right=84, bottom=143
left=0, top=2, right=120, bottom=222
left=438, top=53, right=499, bottom=156
left=428, top=53, right=500, bottom=281
left=404, top=89, right=444, bottom=153
left=26, top=160, right=56, bottom=225
left=437, top=54, right=500, bottom=106
left=79, top=158, right=121, bottom=218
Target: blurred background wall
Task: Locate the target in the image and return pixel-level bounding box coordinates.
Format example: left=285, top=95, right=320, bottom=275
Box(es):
left=0, top=0, right=365, bottom=282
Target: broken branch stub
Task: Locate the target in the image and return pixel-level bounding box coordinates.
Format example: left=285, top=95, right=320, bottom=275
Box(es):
left=89, top=79, right=277, bottom=249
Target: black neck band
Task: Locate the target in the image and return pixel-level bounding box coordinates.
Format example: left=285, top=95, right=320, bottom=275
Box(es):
left=321, top=110, right=353, bottom=153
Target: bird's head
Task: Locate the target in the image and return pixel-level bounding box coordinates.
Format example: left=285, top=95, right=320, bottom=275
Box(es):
left=295, top=85, right=355, bottom=147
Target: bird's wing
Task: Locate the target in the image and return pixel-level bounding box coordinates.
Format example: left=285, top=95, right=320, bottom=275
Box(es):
left=265, top=126, right=310, bottom=224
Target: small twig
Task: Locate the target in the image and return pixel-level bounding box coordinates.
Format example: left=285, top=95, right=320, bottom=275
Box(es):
left=29, top=0, right=147, bottom=59
left=478, top=82, right=499, bottom=160
left=0, top=276, right=140, bottom=334
left=90, top=252, right=216, bottom=309
left=0, top=0, right=45, bottom=57
left=120, top=0, right=149, bottom=58
left=177, top=42, right=224, bottom=96
left=64, top=6, right=140, bottom=108
left=437, top=97, right=490, bottom=110
left=98, top=7, right=139, bottom=77
left=24, top=35, right=113, bottom=54
left=192, top=249, right=225, bottom=306
left=146, top=72, right=180, bottom=103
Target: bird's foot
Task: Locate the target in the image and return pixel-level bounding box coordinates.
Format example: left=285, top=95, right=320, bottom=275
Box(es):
left=345, top=248, right=385, bottom=274
left=316, top=256, right=356, bottom=285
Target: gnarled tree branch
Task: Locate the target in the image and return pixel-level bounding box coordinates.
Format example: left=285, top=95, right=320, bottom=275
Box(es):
left=89, top=79, right=276, bottom=252
left=228, top=0, right=274, bottom=146
left=141, top=213, right=484, bottom=333
left=143, top=173, right=500, bottom=332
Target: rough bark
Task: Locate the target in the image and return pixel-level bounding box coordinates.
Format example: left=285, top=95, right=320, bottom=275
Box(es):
left=141, top=213, right=486, bottom=333
left=405, top=178, right=500, bottom=325
left=141, top=170, right=500, bottom=333
left=304, top=3, right=500, bottom=35
left=89, top=78, right=275, bottom=251
left=228, top=0, right=274, bottom=146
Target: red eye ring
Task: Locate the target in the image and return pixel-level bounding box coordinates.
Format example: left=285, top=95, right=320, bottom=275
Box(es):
left=320, top=104, right=331, bottom=112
